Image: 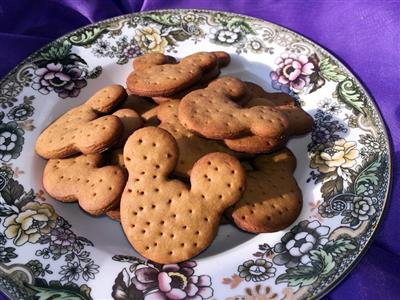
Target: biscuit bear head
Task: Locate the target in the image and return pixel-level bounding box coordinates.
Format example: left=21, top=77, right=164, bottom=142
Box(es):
left=120, top=127, right=246, bottom=263
left=244, top=82, right=314, bottom=135
left=35, top=85, right=127, bottom=159
left=157, top=100, right=245, bottom=177
left=227, top=148, right=302, bottom=233
left=178, top=76, right=289, bottom=140
left=43, top=153, right=127, bottom=216
left=126, top=52, right=229, bottom=97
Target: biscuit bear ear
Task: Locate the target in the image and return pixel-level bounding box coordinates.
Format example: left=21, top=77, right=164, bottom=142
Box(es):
left=133, top=53, right=177, bottom=71
left=207, top=76, right=248, bottom=100
left=85, top=84, right=127, bottom=113
left=123, top=127, right=179, bottom=176
left=211, top=51, right=231, bottom=67
left=190, top=152, right=246, bottom=213
left=181, top=52, right=218, bottom=70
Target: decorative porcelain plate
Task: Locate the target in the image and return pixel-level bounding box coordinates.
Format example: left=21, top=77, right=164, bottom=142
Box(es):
left=0, top=9, right=391, bottom=300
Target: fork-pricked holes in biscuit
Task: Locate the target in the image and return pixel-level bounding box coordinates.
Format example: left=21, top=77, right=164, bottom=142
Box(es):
left=120, top=127, right=245, bottom=264
left=36, top=85, right=127, bottom=159
left=226, top=148, right=302, bottom=233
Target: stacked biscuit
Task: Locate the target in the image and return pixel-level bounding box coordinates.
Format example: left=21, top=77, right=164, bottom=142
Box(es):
left=36, top=51, right=313, bottom=264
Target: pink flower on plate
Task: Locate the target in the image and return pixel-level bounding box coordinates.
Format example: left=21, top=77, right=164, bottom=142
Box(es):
left=270, top=53, right=315, bottom=92
left=132, top=261, right=213, bottom=300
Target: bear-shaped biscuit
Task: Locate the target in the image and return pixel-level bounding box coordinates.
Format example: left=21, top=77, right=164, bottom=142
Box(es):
left=178, top=77, right=289, bottom=140
left=151, top=51, right=231, bottom=104
left=126, top=52, right=228, bottom=97
left=35, top=85, right=127, bottom=159
left=43, top=153, right=126, bottom=216
left=226, top=148, right=302, bottom=233
left=224, top=83, right=314, bottom=153
left=245, top=82, right=314, bottom=135
left=120, top=127, right=246, bottom=263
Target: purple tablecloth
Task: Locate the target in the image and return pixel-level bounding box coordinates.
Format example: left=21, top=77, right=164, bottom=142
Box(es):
left=0, top=1, right=399, bottom=299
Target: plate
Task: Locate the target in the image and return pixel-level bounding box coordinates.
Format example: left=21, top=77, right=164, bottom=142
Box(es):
left=0, top=9, right=391, bottom=300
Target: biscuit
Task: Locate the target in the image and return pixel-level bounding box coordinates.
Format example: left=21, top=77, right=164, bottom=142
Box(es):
left=152, top=51, right=231, bottom=104
left=158, top=100, right=246, bottom=177
left=112, top=108, right=143, bottom=147
left=35, top=85, right=126, bottom=159
left=131, top=52, right=176, bottom=71
left=178, top=76, right=289, bottom=140
left=226, top=149, right=302, bottom=233
left=120, top=127, right=246, bottom=263
left=245, top=82, right=314, bottom=135
left=126, top=52, right=226, bottom=97
left=43, top=154, right=126, bottom=216
left=222, top=83, right=313, bottom=153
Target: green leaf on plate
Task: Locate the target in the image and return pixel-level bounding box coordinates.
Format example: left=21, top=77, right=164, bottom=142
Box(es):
left=354, top=155, right=381, bottom=194
left=143, top=13, right=181, bottom=26
left=323, top=238, right=357, bottom=257
left=276, top=265, right=319, bottom=287
left=68, top=27, right=107, bottom=46
left=227, top=18, right=255, bottom=34
left=27, top=284, right=92, bottom=300
left=310, top=249, right=335, bottom=276
left=38, top=40, right=72, bottom=63
left=213, top=13, right=230, bottom=26
left=319, top=57, right=347, bottom=82
left=336, top=78, right=365, bottom=115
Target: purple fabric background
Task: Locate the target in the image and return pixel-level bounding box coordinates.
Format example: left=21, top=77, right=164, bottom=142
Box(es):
left=0, top=1, right=399, bottom=299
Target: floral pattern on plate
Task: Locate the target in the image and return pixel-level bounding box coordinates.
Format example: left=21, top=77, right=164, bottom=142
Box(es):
left=0, top=9, right=390, bottom=300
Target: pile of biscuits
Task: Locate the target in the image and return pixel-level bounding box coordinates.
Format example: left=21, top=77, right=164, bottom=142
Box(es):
left=36, top=51, right=313, bottom=264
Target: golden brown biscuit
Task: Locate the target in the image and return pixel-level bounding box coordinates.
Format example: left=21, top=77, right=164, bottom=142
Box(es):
left=151, top=51, right=230, bottom=104
left=178, top=77, right=289, bottom=140
left=127, top=52, right=220, bottom=97
left=120, top=127, right=246, bottom=263
left=43, top=154, right=126, bottom=216
left=227, top=148, right=302, bottom=233
left=245, top=82, right=314, bottom=135
left=35, top=85, right=126, bottom=159
left=223, top=83, right=314, bottom=153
